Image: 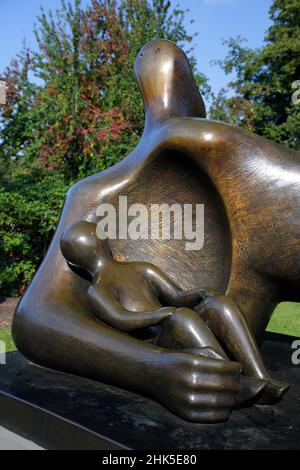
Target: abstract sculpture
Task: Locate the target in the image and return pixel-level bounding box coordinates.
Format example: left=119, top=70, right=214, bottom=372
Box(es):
left=13, top=38, right=300, bottom=423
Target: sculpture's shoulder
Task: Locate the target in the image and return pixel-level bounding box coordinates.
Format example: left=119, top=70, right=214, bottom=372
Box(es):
left=163, top=117, right=294, bottom=151
left=65, top=156, right=133, bottom=210
left=66, top=173, right=102, bottom=200
left=160, top=117, right=300, bottom=174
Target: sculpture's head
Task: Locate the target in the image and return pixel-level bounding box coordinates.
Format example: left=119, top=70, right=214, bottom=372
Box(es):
left=60, top=220, right=112, bottom=275
left=134, top=38, right=206, bottom=125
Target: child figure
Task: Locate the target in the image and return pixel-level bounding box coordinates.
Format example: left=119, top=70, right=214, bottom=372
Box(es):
left=60, top=220, right=289, bottom=405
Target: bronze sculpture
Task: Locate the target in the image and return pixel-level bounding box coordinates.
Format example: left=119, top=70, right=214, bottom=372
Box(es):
left=12, top=38, right=300, bottom=423
left=60, top=220, right=287, bottom=405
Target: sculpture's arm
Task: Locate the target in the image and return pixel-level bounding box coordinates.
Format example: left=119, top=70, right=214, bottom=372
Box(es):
left=139, top=263, right=203, bottom=307
left=87, top=285, right=174, bottom=332
left=13, top=287, right=240, bottom=423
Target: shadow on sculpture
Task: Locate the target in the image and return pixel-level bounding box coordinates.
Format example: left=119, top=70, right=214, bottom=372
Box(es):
left=13, top=38, right=300, bottom=423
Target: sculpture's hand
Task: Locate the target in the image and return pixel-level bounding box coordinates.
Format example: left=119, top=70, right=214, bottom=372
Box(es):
left=151, top=306, right=176, bottom=321
left=150, top=352, right=241, bottom=423
left=118, top=306, right=176, bottom=331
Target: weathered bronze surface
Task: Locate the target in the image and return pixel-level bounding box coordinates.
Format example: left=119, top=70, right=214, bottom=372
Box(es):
left=13, top=39, right=299, bottom=423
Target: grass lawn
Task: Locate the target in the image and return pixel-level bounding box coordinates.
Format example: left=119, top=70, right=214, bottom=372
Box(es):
left=0, top=327, right=16, bottom=352
left=0, top=302, right=299, bottom=354
left=267, top=302, right=300, bottom=337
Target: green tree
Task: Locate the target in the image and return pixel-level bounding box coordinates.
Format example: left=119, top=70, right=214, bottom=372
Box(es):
left=210, top=0, right=300, bottom=150
left=0, top=171, right=68, bottom=296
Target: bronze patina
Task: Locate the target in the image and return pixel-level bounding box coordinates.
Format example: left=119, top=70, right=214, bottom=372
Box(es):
left=13, top=39, right=298, bottom=423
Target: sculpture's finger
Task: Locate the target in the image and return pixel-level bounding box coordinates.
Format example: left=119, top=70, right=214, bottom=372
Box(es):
left=182, top=392, right=237, bottom=410
left=181, top=372, right=240, bottom=394
left=178, top=407, right=231, bottom=424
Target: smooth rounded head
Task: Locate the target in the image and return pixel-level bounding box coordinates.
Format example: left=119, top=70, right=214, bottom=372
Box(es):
left=134, top=38, right=206, bottom=123
left=60, top=220, right=112, bottom=274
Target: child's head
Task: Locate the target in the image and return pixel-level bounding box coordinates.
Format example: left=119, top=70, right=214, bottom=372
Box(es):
left=60, top=220, right=112, bottom=274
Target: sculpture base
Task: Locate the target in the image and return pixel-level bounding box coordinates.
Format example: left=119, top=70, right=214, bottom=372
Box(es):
left=0, top=332, right=300, bottom=450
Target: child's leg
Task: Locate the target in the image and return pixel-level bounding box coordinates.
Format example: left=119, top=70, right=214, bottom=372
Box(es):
left=196, top=296, right=269, bottom=379
left=196, top=292, right=289, bottom=402
left=156, top=307, right=268, bottom=404
left=156, top=307, right=227, bottom=359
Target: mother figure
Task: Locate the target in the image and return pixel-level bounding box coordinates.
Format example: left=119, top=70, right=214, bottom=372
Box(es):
left=13, top=39, right=300, bottom=423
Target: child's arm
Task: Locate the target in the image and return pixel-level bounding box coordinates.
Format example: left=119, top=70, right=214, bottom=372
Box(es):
left=87, top=285, right=175, bottom=332
left=138, top=263, right=203, bottom=307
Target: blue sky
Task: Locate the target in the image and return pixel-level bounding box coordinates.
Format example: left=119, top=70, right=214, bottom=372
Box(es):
left=0, top=0, right=272, bottom=96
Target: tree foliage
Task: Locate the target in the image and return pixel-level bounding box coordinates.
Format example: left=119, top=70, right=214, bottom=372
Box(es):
left=210, top=0, right=300, bottom=150
left=0, top=0, right=207, bottom=296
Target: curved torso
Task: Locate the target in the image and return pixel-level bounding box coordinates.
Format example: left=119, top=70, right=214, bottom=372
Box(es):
left=98, top=262, right=161, bottom=312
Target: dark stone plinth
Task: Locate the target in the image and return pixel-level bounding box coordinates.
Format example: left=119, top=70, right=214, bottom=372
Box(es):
left=0, top=332, right=300, bottom=450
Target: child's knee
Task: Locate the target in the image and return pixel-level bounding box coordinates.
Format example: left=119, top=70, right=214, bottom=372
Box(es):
left=172, top=307, right=202, bottom=326
left=175, top=307, right=194, bottom=315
